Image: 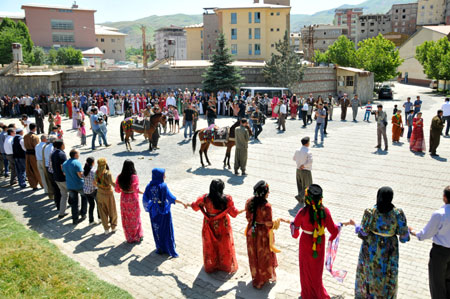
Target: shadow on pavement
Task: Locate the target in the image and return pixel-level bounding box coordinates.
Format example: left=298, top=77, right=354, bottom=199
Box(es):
left=97, top=241, right=140, bottom=267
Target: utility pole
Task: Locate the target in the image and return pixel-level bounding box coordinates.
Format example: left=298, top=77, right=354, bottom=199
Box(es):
left=141, top=25, right=148, bottom=68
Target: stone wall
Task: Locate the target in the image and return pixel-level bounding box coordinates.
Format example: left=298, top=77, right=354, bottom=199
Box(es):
left=0, top=73, right=61, bottom=96
left=294, top=67, right=337, bottom=97
left=62, top=67, right=266, bottom=93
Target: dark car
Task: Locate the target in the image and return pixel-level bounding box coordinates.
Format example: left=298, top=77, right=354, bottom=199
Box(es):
left=378, top=85, right=393, bottom=99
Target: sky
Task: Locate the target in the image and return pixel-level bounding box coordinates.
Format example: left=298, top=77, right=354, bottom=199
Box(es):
left=0, top=0, right=364, bottom=23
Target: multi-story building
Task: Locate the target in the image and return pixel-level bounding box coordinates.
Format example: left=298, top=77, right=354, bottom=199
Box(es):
left=21, top=3, right=96, bottom=50
left=290, top=32, right=302, bottom=52
left=155, top=26, right=187, bottom=60
left=185, top=24, right=204, bottom=60
left=417, top=0, right=446, bottom=25
left=95, top=25, right=127, bottom=62
left=356, top=14, right=391, bottom=43
left=202, top=8, right=220, bottom=60
left=301, top=24, right=348, bottom=59
left=388, top=3, right=418, bottom=35
left=214, top=2, right=291, bottom=61
left=334, top=8, right=363, bottom=42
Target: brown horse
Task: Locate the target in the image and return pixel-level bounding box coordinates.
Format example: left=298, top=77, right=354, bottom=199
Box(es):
left=192, top=120, right=252, bottom=168
left=120, top=113, right=166, bottom=151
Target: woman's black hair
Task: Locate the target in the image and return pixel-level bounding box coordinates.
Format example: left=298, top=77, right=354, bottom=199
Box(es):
left=83, top=157, right=95, bottom=177
left=118, top=159, right=137, bottom=191
left=208, top=179, right=227, bottom=211
left=249, top=180, right=269, bottom=228
left=376, top=186, right=395, bottom=214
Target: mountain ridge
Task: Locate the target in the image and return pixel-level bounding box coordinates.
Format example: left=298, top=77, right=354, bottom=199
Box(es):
left=101, top=0, right=416, bottom=48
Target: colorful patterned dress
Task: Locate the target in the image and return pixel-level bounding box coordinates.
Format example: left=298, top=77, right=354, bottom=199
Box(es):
left=410, top=117, right=426, bottom=152
left=115, top=174, right=144, bottom=243
left=245, top=199, right=278, bottom=289
left=355, top=207, right=410, bottom=298
left=191, top=194, right=239, bottom=273
left=391, top=114, right=402, bottom=142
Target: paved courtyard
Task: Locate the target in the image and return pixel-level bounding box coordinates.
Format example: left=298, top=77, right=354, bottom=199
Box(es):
left=0, top=82, right=449, bottom=298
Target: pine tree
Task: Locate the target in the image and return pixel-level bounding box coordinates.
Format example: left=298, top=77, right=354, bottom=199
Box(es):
left=263, top=31, right=304, bottom=90
left=202, top=33, right=243, bottom=93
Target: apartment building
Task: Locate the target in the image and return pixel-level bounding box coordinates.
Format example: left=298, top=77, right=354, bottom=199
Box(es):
left=95, top=25, right=126, bottom=62
left=334, top=8, right=364, bottom=42
left=356, top=14, right=391, bottom=43
left=417, top=0, right=446, bottom=25
left=21, top=3, right=96, bottom=49
left=388, top=3, right=418, bottom=35
left=185, top=23, right=204, bottom=60
left=290, top=32, right=302, bottom=52
left=214, top=2, right=291, bottom=61
left=155, top=26, right=187, bottom=60
left=301, top=24, right=348, bottom=59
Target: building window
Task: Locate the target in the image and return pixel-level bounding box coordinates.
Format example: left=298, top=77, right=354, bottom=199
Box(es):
left=119, top=50, right=122, bottom=53
left=276, top=12, right=280, bottom=16
left=231, top=44, right=237, bottom=55
left=324, top=31, right=327, bottom=35
left=52, top=32, right=75, bottom=42
left=361, top=22, right=365, bottom=26
left=111, top=38, right=115, bottom=42
left=96, top=38, right=98, bottom=42
left=248, top=44, right=252, bottom=55
left=112, top=50, right=116, bottom=53
left=58, top=9, right=72, bottom=13
left=271, top=28, right=274, bottom=32
left=394, top=28, right=398, bottom=32
left=255, top=12, right=261, bottom=23
left=248, top=12, right=252, bottom=23
left=430, top=5, right=433, bottom=9
left=103, top=49, right=105, bottom=53
left=271, top=12, right=274, bottom=16
left=346, top=76, right=354, bottom=86
left=255, top=44, right=261, bottom=55
left=402, top=15, right=406, bottom=19
left=248, top=28, right=252, bottom=39
left=271, top=44, right=275, bottom=47
left=277, top=28, right=280, bottom=32
left=201, top=30, right=203, bottom=39
left=231, top=13, right=237, bottom=24
left=361, top=29, right=365, bottom=33
left=395, top=9, right=399, bottom=13
left=231, top=28, right=237, bottom=40
left=255, top=28, right=261, bottom=39
left=101, top=38, right=104, bottom=42
left=51, top=19, right=74, bottom=30
left=323, top=41, right=326, bottom=44
left=403, top=9, right=406, bottom=13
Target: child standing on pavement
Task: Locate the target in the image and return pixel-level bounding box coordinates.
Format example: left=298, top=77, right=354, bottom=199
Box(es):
left=78, top=121, right=87, bottom=146
left=173, top=108, right=180, bottom=133
left=363, top=101, right=372, bottom=122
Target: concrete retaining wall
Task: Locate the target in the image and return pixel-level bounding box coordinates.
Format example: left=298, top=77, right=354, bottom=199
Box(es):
left=0, top=74, right=61, bottom=96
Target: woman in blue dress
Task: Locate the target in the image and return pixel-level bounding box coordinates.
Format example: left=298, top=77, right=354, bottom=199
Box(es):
left=142, top=168, right=187, bottom=257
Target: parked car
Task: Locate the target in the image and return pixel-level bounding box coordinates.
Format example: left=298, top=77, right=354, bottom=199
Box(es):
left=429, top=80, right=438, bottom=89
left=378, top=85, right=393, bottom=99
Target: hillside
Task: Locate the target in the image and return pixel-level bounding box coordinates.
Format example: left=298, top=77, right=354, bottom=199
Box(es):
left=101, top=0, right=416, bottom=48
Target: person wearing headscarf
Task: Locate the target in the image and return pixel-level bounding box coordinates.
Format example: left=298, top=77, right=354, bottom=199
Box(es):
left=351, top=186, right=410, bottom=298
left=94, top=158, right=118, bottom=234
left=188, top=179, right=243, bottom=273
left=115, top=159, right=144, bottom=243
left=142, top=168, right=187, bottom=257
left=245, top=180, right=280, bottom=289
left=290, top=184, right=346, bottom=299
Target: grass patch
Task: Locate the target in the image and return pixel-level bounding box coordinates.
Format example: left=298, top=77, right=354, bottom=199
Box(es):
left=0, top=209, right=132, bottom=298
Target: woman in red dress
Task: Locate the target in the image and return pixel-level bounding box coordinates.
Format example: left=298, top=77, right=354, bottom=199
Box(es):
left=66, top=97, right=73, bottom=119
left=410, top=111, right=426, bottom=152
left=271, top=96, right=279, bottom=119
left=245, top=181, right=279, bottom=289
left=290, top=184, right=341, bottom=299
left=290, top=95, right=298, bottom=119
left=189, top=179, right=242, bottom=273
left=115, top=159, right=144, bottom=243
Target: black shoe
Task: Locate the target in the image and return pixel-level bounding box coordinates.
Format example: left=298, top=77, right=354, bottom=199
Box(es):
left=384, top=147, right=388, bottom=151
left=431, top=153, right=439, bottom=156
left=242, top=172, right=247, bottom=176
left=58, top=213, right=68, bottom=219
left=32, top=188, right=38, bottom=191
left=374, top=145, right=381, bottom=149
left=234, top=171, right=239, bottom=175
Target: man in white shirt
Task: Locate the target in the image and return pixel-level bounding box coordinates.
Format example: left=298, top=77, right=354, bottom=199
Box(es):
left=410, top=186, right=450, bottom=299
left=4, top=128, right=16, bottom=185
left=166, top=92, right=176, bottom=109
left=442, top=97, right=450, bottom=136
left=35, top=135, right=51, bottom=197
left=24, top=94, right=33, bottom=116
left=277, top=99, right=287, bottom=131
left=20, top=115, right=32, bottom=133
left=293, top=137, right=313, bottom=203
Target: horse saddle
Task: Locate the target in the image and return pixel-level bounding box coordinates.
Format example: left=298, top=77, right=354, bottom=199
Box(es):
left=131, top=117, right=147, bottom=131
left=212, top=127, right=229, bottom=143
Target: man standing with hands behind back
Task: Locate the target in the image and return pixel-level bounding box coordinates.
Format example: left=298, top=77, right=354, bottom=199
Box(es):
left=339, top=93, right=350, bottom=121
left=375, top=104, right=388, bottom=151
left=293, top=137, right=313, bottom=204
left=234, top=118, right=250, bottom=176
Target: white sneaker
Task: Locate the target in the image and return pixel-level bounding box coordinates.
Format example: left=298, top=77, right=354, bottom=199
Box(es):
left=104, top=228, right=110, bottom=234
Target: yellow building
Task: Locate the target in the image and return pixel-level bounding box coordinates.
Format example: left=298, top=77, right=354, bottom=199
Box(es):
left=95, top=25, right=127, bottom=62
left=214, top=3, right=291, bottom=61
left=417, top=0, right=446, bottom=25
left=185, top=24, right=204, bottom=60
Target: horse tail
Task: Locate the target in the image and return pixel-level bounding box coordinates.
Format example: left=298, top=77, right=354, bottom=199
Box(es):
left=120, top=121, right=124, bottom=142
left=192, top=130, right=200, bottom=153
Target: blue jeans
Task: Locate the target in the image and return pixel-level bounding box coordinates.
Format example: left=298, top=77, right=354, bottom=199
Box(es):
left=2, top=153, right=9, bottom=175
left=92, top=129, right=108, bottom=150
left=14, top=158, right=26, bottom=187
left=184, top=120, right=193, bottom=138
left=68, top=189, right=87, bottom=221
left=314, top=122, right=324, bottom=143
left=363, top=110, right=371, bottom=121
left=407, top=125, right=413, bottom=139
left=253, top=123, right=263, bottom=139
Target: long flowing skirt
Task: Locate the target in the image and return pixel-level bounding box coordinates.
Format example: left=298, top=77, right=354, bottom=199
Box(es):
left=410, top=127, right=425, bottom=151
left=120, top=193, right=144, bottom=243
left=150, top=212, right=178, bottom=257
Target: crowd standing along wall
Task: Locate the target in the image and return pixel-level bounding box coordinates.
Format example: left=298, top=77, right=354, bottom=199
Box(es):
left=0, top=67, right=351, bottom=98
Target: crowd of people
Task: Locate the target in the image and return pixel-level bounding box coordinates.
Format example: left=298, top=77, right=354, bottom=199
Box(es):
left=0, top=87, right=449, bottom=299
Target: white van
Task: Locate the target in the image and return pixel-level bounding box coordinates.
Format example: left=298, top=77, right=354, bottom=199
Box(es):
left=239, top=87, right=291, bottom=99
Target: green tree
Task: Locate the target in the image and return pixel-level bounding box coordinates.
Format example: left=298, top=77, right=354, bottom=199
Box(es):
left=202, top=33, right=243, bottom=93
left=46, top=48, right=58, bottom=65
left=0, top=18, right=34, bottom=65
left=356, top=34, right=403, bottom=83
left=0, top=17, right=16, bottom=31
left=56, top=47, right=83, bottom=65
left=327, top=35, right=357, bottom=67
left=16, top=21, right=33, bottom=52
left=263, top=31, right=304, bottom=90
left=313, top=50, right=330, bottom=65
left=28, top=46, right=45, bottom=66
left=416, top=38, right=450, bottom=90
